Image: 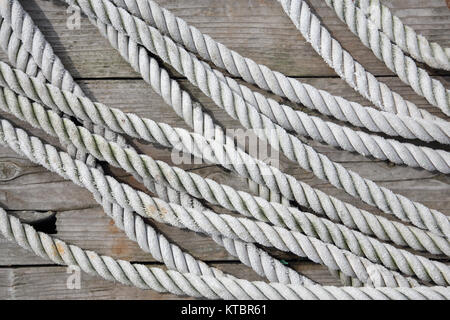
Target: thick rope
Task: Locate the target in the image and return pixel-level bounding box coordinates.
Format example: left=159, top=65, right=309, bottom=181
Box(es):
left=0, top=1, right=315, bottom=286
left=206, top=65, right=450, bottom=172
left=97, top=173, right=315, bottom=286
left=105, top=0, right=443, bottom=122
left=0, top=16, right=98, bottom=167
left=3, top=208, right=449, bottom=299
left=7, top=93, right=450, bottom=286
left=0, top=1, right=131, bottom=150
left=0, top=0, right=446, bottom=296
left=355, top=0, right=450, bottom=71
left=324, top=0, right=450, bottom=116
left=38, top=0, right=450, bottom=239
left=278, top=0, right=448, bottom=119
left=2, top=62, right=448, bottom=260
left=1, top=117, right=432, bottom=287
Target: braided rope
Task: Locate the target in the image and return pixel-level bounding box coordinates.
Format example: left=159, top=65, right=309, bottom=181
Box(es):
left=278, top=0, right=449, bottom=119
left=324, top=0, right=450, bottom=116
left=2, top=117, right=434, bottom=287
left=2, top=61, right=448, bottom=259
left=47, top=0, right=450, bottom=239
left=3, top=92, right=450, bottom=288
left=3, top=208, right=449, bottom=299
left=355, top=0, right=450, bottom=71
left=105, top=0, right=443, bottom=122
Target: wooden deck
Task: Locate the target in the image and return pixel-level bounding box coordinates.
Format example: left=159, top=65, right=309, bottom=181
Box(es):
left=0, top=0, right=449, bottom=299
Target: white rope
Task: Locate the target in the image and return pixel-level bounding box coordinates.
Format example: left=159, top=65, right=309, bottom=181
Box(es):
left=1, top=116, right=432, bottom=287
left=0, top=0, right=448, bottom=299
left=2, top=64, right=448, bottom=259
left=324, top=0, right=450, bottom=116
left=3, top=207, right=449, bottom=299
left=105, top=0, right=444, bottom=122
left=278, top=0, right=449, bottom=119
left=355, top=0, right=450, bottom=71
left=2, top=87, right=450, bottom=287
left=54, top=0, right=450, bottom=239
left=0, top=0, right=316, bottom=286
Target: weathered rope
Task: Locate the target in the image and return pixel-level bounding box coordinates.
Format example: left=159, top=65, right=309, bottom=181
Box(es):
left=104, top=0, right=443, bottom=122
left=0, top=63, right=450, bottom=262
left=355, top=0, right=450, bottom=71
left=278, top=0, right=448, bottom=119
left=2, top=61, right=448, bottom=260
left=96, top=173, right=315, bottom=286
left=1, top=0, right=448, bottom=298
left=7, top=94, right=450, bottom=287
left=3, top=208, right=449, bottom=299
left=0, top=1, right=315, bottom=286
left=0, top=1, right=131, bottom=151
left=324, top=0, right=450, bottom=116
left=206, top=65, right=450, bottom=172
left=0, top=117, right=431, bottom=287
left=46, top=0, right=450, bottom=239
left=0, top=16, right=98, bottom=167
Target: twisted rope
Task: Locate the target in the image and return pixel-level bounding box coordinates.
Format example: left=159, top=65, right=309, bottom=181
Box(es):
left=0, top=1, right=316, bottom=286
left=45, top=0, right=450, bottom=239
left=1, top=117, right=433, bottom=287
left=3, top=93, right=450, bottom=288
left=355, top=0, right=450, bottom=71
left=3, top=208, right=449, bottom=299
left=96, top=176, right=315, bottom=286
left=19, top=99, right=450, bottom=285
left=324, top=0, right=450, bottom=116
left=1, top=0, right=448, bottom=298
left=105, top=0, right=443, bottom=122
left=0, top=0, right=131, bottom=150
left=2, top=61, right=448, bottom=260
left=207, top=66, right=450, bottom=172
left=278, top=0, right=448, bottom=119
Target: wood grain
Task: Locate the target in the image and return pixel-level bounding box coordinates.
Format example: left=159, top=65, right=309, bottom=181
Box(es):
left=0, top=0, right=449, bottom=299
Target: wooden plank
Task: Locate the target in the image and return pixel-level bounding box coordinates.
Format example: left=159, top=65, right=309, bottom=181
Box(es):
left=0, top=0, right=445, bottom=79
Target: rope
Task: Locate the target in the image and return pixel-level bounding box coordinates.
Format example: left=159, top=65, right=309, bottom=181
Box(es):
left=1, top=116, right=432, bottom=287
left=0, top=1, right=131, bottom=151
left=0, top=0, right=448, bottom=299
left=105, top=0, right=443, bottom=122
left=324, top=0, right=450, bottom=116
left=0, top=0, right=316, bottom=286
left=2, top=208, right=449, bottom=299
left=355, top=0, right=450, bottom=71
left=2, top=65, right=448, bottom=260
left=52, top=0, right=450, bottom=239
left=7, top=92, right=450, bottom=286
left=278, top=0, right=448, bottom=119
